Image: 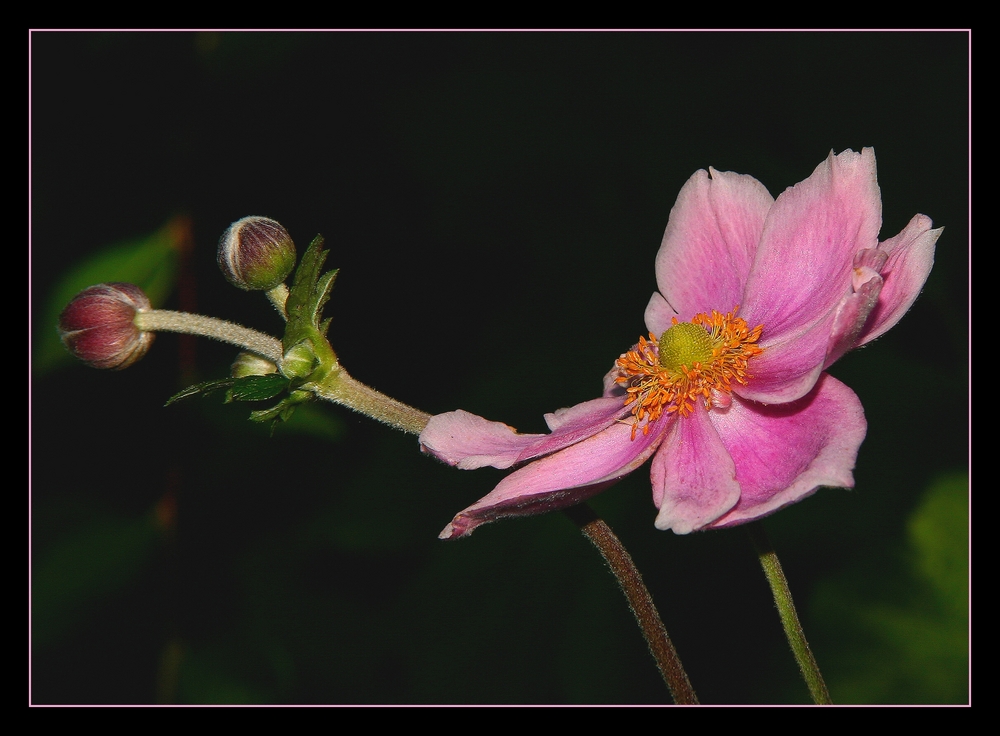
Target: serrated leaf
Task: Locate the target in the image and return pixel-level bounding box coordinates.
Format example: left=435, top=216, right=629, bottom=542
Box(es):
left=165, top=378, right=238, bottom=406
left=225, top=374, right=290, bottom=403
left=283, top=236, right=340, bottom=347
left=284, top=235, right=328, bottom=347
left=247, top=389, right=313, bottom=425
left=313, top=269, right=338, bottom=322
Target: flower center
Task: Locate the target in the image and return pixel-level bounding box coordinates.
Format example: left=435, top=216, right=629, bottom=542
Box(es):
left=615, top=307, right=764, bottom=438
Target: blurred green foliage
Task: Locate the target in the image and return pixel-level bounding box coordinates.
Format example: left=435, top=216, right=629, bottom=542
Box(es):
left=33, top=507, right=162, bottom=648
left=814, top=473, right=969, bottom=704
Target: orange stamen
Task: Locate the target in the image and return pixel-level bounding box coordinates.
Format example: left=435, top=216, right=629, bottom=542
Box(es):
left=614, top=307, right=764, bottom=440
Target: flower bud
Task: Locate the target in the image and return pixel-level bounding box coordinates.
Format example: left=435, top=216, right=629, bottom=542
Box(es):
left=58, top=283, right=154, bottom=369
left=231, top=351, right=278, bottom=378
left=217, top=216, right=296, bottom=291
left=280, top=342, right=317, bottom=380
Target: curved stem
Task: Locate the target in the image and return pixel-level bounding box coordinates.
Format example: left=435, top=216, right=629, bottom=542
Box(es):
left=310, top=368, right=433, bottom=435
left=746, top=521, right=832, bottom=705
left=563, top=504, right=698, bottom=704
left=135, top=310, right=284, bottom=364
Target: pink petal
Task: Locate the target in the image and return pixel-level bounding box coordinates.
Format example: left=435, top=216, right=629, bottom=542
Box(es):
left=651, top=406, right=741, bottom=534
left=858, top=213, right=941, bottom=346
left=705, top=373, right=866, bottom=529
left=740, top=148, right=883, bottom=403
left=523, top=397, right=630, bottom=462
left=543, top=396, right=625, bottom=432
left=602, top=362, right=627, bottom=397
left=439, top=419, right=669, bottom=539
left=419, top=398, right=629, bottom=471
left=419, top=410, right=546, bottom=470
left=643, top=291, right=678, bottom=340
left=823, top=260, right=884, bottom=368
left=649, top=167, right=773, bottom=331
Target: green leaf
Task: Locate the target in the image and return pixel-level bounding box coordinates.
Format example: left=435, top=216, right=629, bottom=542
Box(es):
left=283, top=235, right=329, bottom=349
left=165, top=378, right=238, bottom=406
left=224, top=374, right=290, bottom=403
left=167, top=374, right=291, bottom=417
left=313, top=268, right=338, bottom=334
left=248, top=388, right=314, bottom=428
left=283, top=236, right=339, bottom=342
left=36, top=215, right=189, bottom=374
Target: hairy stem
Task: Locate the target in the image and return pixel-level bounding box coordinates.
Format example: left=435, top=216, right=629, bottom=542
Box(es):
left=310, top=369, right=433, bottom=435
left=563, top=504, right=698, bottom=704
left=746, top=521, right=832, bottom=705
left=266, top=284, right=290, bottom=319
left=135, top=310, right=284, bottom=363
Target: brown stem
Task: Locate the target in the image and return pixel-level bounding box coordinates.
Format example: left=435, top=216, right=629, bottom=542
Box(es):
left=563, top=504, right=699, bottom=704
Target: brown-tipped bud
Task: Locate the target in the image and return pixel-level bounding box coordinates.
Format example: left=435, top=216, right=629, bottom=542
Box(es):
left=58, top=283, right=154, bottom=369
left=217, top=216, right=296, bottom=291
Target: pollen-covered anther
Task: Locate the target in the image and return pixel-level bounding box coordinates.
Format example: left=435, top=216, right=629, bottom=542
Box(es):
left=615, top=307, right=763, bottom=439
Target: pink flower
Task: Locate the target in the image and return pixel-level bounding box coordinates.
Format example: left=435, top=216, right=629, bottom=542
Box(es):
left=421, top=148, right=940, bottom=539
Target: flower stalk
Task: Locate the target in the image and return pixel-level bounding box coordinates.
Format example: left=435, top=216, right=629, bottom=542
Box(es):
left=563, top=504, right=698, bottom=704
left=746, top=521, right=831, bottom=704
left=266, top=284, right=290, bottom=319
left=134, top=310, right=284, bottom=364
left=310, top=369, right=433, bottom=436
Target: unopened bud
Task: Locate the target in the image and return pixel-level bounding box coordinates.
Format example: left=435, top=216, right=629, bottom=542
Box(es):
left=231, top=351, right=278, bottom=378
left=280, top=342, right=317, bottom=380
left=58, top=283, right=154, bottom=369
left=217, top=216, right=296, bottom=291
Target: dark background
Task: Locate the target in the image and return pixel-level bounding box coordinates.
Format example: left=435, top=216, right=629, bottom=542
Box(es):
left=31, top=31, right=968, bottom=704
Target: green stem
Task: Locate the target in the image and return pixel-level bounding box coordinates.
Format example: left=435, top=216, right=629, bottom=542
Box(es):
left=310, top=368, right=433, bottom=436
left=135, top=310, right=284, bottom=364
left=563, top=504, right=698, bottom=704
left=746, top=521, right=832, bottom=704
left=266, top=284, right=290, bottom=320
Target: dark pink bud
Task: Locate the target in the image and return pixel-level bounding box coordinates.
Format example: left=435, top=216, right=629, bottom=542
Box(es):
left=217, top=216, right=296, bottom=291
left=58, top=283, right=154, bottom=370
